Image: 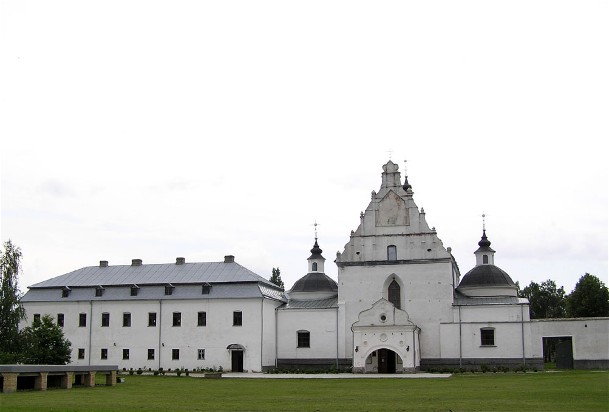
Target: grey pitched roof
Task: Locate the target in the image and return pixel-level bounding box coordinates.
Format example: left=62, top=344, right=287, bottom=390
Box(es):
left=22, top=282, right=287, bottom=303
left=29, top=261, right=275, bottom=289
left=278, top=297, right=338, bottom=310
left=453, top=293, right=528, bottom=306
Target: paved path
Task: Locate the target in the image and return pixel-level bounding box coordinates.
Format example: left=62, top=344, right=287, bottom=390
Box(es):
left=197, top=373, right=452, bottom=379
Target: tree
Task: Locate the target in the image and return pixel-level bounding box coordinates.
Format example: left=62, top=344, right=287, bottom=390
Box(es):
left=0, top=240, right=26, bottom=363
left=20, top=314, right=72, bottom=364
left=269, top=267, right=284, bottom=290
left=519, top=280, right=567, bottom=319
left=566, top=273, right=609, bottom=318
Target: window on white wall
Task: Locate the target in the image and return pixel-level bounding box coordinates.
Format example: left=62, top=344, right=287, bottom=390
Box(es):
left=388, top=279, right=401, bottom=309
left=297, top=330, right=310, bottom=348
left=387, top=245, right=397, bottom=261
left=481, top=328, right=495, bottom=346
left=198, top=349, right=205, bottom=360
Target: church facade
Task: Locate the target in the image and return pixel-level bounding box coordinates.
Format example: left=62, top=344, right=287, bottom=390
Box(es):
left=19, top=161, right=608, bottom=372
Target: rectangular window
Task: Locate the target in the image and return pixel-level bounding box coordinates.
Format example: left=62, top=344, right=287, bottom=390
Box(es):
left=95, top=287, right=104, bottom=297
left=197, top=349, right=205, bottom=360
left=101, top=348, right=108, bottom=360
left=202, top=283, right=211, bottom=294
left=123, top=313, right=131, bottom=327
left=101, top=312, right=110, bottom=327
left=33, top=313, right=41, bottom=324
left=172, top=349, right=179, bottom=360
left=148, top=312, right=157, bottom=327
left=481, top=328, right=495, bottom=346
left=130, top=286, right=139, bottom=296
left=78, top=348, right=85, bottom=359
left=387, top=245, right=397, bottom=261
left=173, top=312, right=181, bottom=327
left=57, top=313, right=64, bottom=327
left=79, top=313, right=87, bottom=327
left=165, top=285, right=174, bottom=296
left=62, top=288, right=70, bottom=298
left=123, top=349, right=129, bottom=360
left=233, top=311, right=242, bottom=326
left=197, top=311, right=207, bottom=327
left=148, top=349, right=155, bottom=360
left=297, top=331, right=310, bottom=348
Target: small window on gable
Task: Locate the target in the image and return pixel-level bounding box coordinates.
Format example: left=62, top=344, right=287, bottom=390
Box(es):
left=312, top=262, right=318, bottom=271
left=202, top=283, right=211, bottom=295
left=483, top=254, right=489, bottom=264
left=95, top=286, right=104, bottom=297
left=130, top=285, right=139, bottom=296
left=481, top=328, right=495, bottom=346
left=387, top=245, right=397, bottom=261
left=297, top=330, right=310, bottom=348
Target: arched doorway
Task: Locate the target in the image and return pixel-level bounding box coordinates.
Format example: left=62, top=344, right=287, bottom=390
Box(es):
left=227, top=344, right=245, bottom=372
left=364, top=348, right=402, bottom=373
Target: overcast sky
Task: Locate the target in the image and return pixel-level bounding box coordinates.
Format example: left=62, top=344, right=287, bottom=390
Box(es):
left=1, top=1, right=607, bottom=294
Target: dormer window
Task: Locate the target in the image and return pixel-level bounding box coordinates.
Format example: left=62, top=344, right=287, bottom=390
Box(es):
left=165, top=284, right=174, bottom=295
left=95, top=286, right=104, bottom=297
left=387, top=245, right=397, bottom=261
left=202, top=283, right=211, bottom=295
left=61, top=287, right=71, bottom=298
left=130, top=285, right=139, bottom=296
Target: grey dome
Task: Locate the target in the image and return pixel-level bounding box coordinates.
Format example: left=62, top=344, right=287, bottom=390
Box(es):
left=289, top=272, right=338, bottom=294
left=458, top=264, right=516, bottom=288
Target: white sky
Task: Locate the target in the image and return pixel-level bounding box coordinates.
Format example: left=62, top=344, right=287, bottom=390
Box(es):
left=1, top=1, right=607, bottom=294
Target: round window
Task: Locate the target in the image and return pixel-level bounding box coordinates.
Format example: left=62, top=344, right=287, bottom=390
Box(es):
left=380, top=314, right=387, bottom=322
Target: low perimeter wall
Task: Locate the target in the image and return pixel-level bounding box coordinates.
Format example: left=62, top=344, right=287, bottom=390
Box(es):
left=0, top=365, right=118, bottom=393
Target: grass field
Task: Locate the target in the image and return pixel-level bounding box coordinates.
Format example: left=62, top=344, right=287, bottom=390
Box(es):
left=1, top=371, right=607, bottom=411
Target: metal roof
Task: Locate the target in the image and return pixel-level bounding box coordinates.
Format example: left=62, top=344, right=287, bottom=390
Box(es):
left=22, top=282, right=287, bottom=303
left=278, top=297, right=338, bottom=310
left=28, top=261, right=275, bottom=289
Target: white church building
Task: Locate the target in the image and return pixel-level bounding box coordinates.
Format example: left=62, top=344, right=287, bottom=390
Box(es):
left=20, top=161, right=608, bottom=372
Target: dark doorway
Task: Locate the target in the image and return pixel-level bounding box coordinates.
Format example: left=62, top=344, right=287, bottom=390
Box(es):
left=231, top=350, right=244, bottom=372
left=543, top=336, right=573, bottom=369
left=377, top=348, right=397, bottom=373
left=555, top=338, right=574, bottom=369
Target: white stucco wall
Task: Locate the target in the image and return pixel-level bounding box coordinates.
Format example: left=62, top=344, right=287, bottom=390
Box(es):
left=531, top=318, right=609, bottom=362
left=276, top=308, right=338, bottom=360
left=22, top=296, right=282, bottom=372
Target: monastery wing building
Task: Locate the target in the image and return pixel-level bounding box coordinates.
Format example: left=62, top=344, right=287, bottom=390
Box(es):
left=20, top=161, right=608, bottom=372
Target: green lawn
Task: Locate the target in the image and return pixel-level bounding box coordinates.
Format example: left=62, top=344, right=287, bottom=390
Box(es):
left=1, top=371, right=607, bottom=411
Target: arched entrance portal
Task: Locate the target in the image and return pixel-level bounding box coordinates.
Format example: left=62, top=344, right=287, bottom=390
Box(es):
left=364, top=348, right=402, bottom=373
left=227, top=344, right=245, bottom=372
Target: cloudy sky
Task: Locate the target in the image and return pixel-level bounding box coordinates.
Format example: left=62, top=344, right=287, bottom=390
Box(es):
left=1, top=1, right=607, bottom=294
